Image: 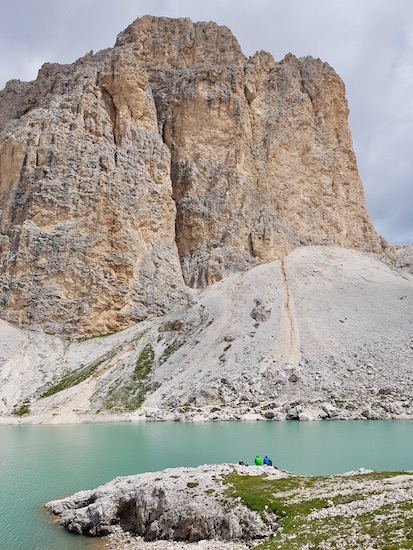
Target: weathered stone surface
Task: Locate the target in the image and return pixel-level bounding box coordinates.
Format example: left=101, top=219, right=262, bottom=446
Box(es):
left=392, top=243, right=413, bottom=274
left=150, top=42, right=383, bottom=286
left=322, top=402, right=339, bottom=418
left=0, top=46, right=188, bottom=336
left=46, top=463, right=281, bottom=542
left=0, top=16, right=381, bottom=337
left=47, top=464, right=413, bottom=549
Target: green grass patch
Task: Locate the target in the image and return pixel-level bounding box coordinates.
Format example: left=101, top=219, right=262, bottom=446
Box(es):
left=12, top=401, right=30, bottom=416
left=101, top=344, right=156, bottom=412
left=133, top=344, right=154, bottom=380
left=225, top=472, right=327, bottom=520
left=40, top=348, right=119, bottom=398
left=159, top=340, right=183, bottom=365
left=223, top=470, right=413, bottom=550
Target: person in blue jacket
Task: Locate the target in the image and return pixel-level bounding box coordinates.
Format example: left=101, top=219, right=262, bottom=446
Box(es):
left=263, top=455, right=272, bottom=466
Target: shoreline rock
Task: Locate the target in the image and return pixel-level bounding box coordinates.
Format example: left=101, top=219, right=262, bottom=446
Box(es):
left=2, top=399, right=413, bottom=425
left=46, top=463, right=413, bottom=549
left=46, top=464, right=284, bottom=543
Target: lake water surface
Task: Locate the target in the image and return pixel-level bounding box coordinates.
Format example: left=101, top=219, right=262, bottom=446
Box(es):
left=1, top=419, right=412, bottom=550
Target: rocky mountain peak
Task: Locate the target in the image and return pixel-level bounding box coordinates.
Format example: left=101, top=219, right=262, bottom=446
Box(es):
left=115, top=15, right=246, bottom=69
left=0, top=16, right=382, bottom=337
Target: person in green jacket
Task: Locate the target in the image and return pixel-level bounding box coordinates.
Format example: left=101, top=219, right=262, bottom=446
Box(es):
left=254, top=455, right=263, bottom=466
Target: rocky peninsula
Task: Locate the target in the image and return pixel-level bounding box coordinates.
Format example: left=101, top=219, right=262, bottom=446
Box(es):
left=46, top=463, right=413, bottom=549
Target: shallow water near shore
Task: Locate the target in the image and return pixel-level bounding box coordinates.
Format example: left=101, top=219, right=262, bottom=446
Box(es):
left=1, top=419, right=412, bottom=550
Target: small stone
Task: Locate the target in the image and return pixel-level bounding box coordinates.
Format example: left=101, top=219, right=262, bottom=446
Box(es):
left=322, top=403, right=338, bottom=418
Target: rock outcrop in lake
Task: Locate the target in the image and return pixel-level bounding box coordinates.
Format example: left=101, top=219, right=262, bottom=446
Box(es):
left=46, top=464, right=280, bottom=543
left=46, top=464, right=413, bottom=549
left=0, top=17, right=412, bottom=423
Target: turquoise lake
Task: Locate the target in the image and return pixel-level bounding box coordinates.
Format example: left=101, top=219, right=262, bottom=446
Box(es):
left=1, top=419, right=412, bottom=550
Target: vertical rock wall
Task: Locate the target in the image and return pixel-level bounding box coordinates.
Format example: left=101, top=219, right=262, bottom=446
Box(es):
left=0, top=47, right=186, bottom=336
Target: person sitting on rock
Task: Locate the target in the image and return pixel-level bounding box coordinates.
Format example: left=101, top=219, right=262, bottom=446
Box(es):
left=254, top=455, right=263, bottom=466
left=263, top=455, right=272, bottom=466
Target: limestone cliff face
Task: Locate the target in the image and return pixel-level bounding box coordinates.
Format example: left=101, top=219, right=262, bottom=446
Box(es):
left=0, top=44, right=187, bottom=336
left=0, top=16, right=381, bottom=336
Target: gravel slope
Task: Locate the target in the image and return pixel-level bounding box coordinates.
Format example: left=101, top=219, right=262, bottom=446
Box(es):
left=1, top=246, right=412, bottom=423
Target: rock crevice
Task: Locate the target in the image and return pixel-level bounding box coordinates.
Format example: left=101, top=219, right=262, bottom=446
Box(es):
left=279, top=257, right=301, bottom=365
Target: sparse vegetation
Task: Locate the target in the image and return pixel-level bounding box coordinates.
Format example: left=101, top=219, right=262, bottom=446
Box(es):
left=133, top=344, right=155, bottom=380
left=40, top=348, right=119, bottom=398
left=101, top=344, right=156, bottom=412
left=223, top=471, right=413, bottom=549
left=261, top=402, right=277, bottom=410
left=159, top=340, right=183, bottom=365
left=75, top=330, right=118, bottom=343
left=12, top=401, right=30, bottom=416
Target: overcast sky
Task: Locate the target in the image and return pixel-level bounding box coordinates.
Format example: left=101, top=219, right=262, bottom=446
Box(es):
left=1, top=0, right=412, bottom=243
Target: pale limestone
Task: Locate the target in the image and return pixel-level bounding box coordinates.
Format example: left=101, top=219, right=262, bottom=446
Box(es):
left=46, top=464, right=413, bottom=549
left=46, top=463, right=282, bottom=541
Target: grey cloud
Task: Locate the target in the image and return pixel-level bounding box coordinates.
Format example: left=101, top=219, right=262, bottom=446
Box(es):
left=0, top=0, right=412, bottom=243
